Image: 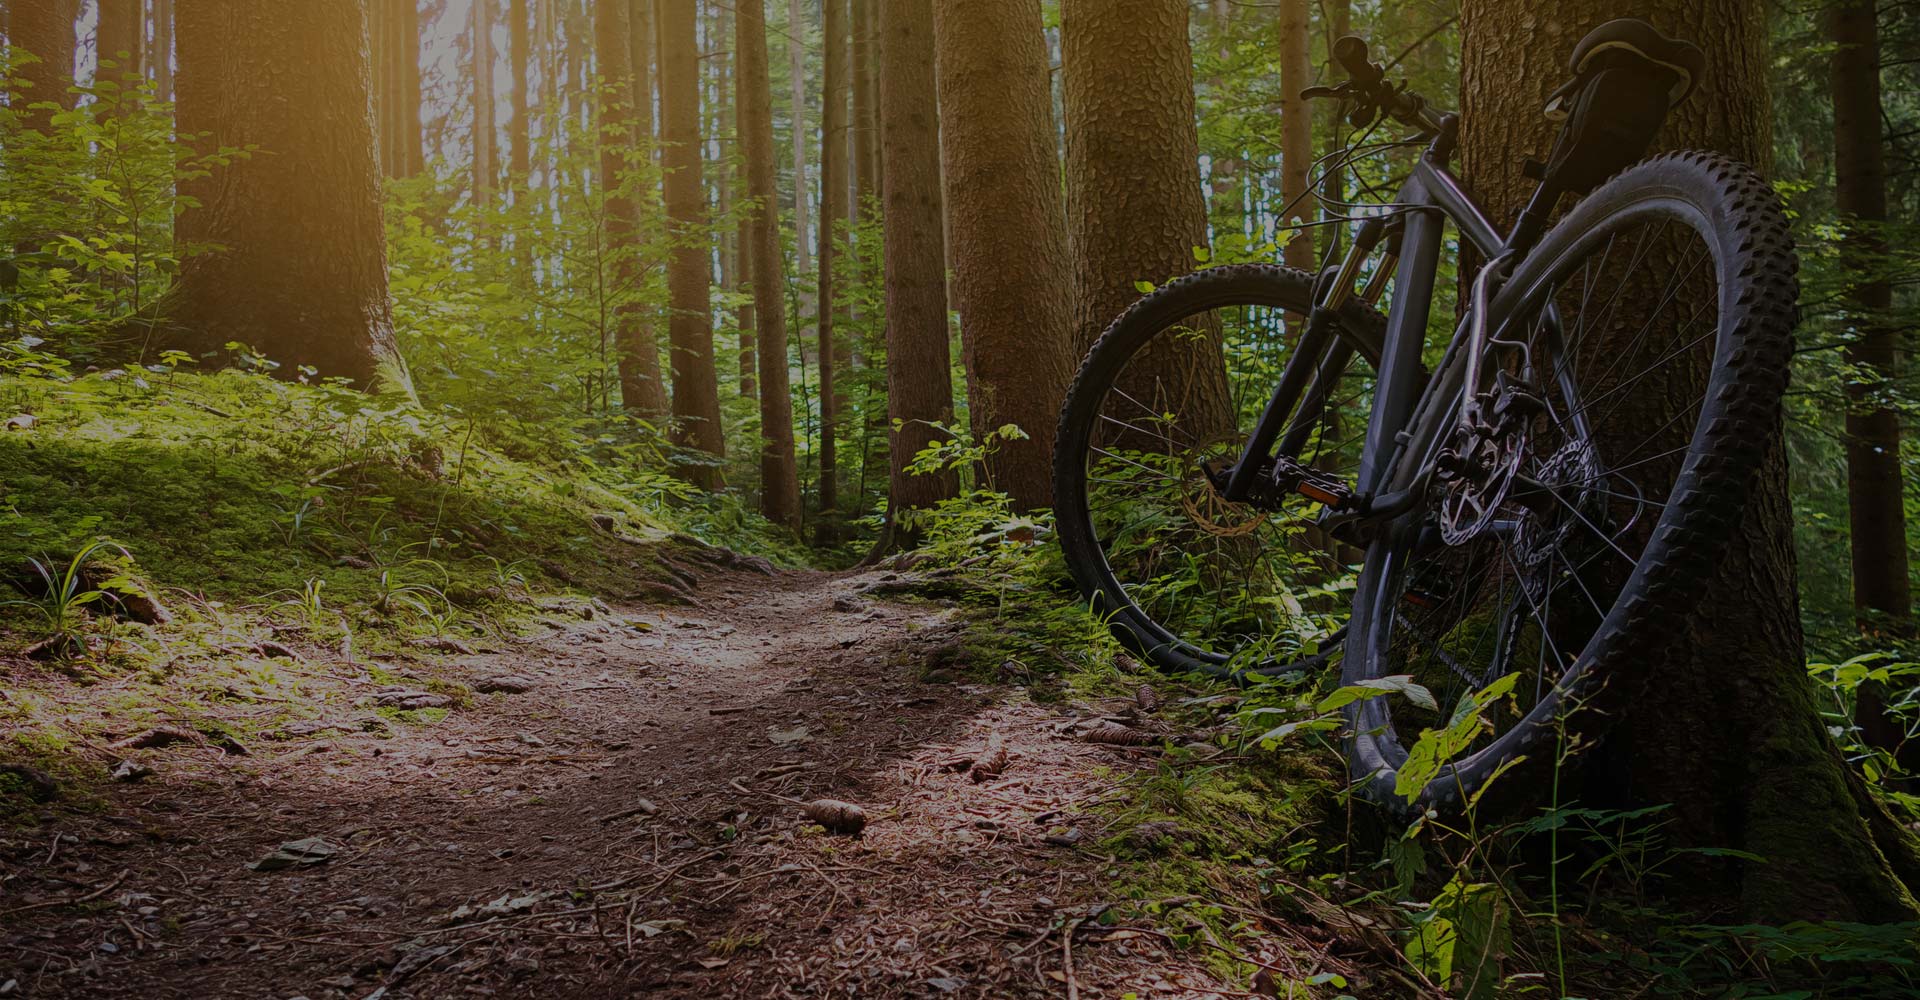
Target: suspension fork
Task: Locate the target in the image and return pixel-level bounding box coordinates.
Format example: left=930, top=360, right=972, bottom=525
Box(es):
left=1221, top=217, right=1391, bottom=503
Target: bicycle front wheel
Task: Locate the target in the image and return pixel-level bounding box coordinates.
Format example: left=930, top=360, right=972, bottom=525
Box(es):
left=1342, top=151, right=1799, bottom=815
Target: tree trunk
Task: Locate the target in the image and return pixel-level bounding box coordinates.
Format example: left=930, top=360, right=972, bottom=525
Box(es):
left=737, top=206, right=757, bottom=399
left=850, top=0, right=879, bottom=213
left=626, top=0, right=649, bottom=122
left=8, top=0, right=75, bottom=133
left=1318, top=0, right=1350, bottom=244
left=386, top=0, right=421, bottom=178
left=933, top=0, right=1073, bottom=512
left=472, top=0, right=497, bottom=209
left=1278, top=0, right=1314, bottom=275
left=1205, top=0, right=1237, bottom=230
left=510, top=0, right=531, bottom=184
left=712, top=0, right=738, bottom=397
left=597, top=0, right=665, bottom=417
left=875, top=0, right=957, bottom=536
left=372, top=0, right=390, bottom=175
left=1460, top=0, right=1919, bottom=923
left=737, top=0, right=803, bottom=530
left=786, top=0, right=812, bottom=277
left=96, top=0, right=143, bottom=85
left=1061, top=0, right=1231, bottom=437
left=816, top=0, right=849, bottom=537
left=657, top=0, right=725, bottom=488
left=151, top=0, right=173, bottom=102
left=171, top=0, right=406, bottom=389
left=1831, top=0, right=1916, bottom=774
left=787, top=0, right=816, bottom=381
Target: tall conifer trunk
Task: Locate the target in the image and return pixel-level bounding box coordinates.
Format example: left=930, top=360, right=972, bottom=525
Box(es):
left=150, top=0, right=172, bottom=101
left=816, top=0, right=850, bottom=537
left=171, top=0, right=406, bottom=389
left=472, top=0, right=497, bottom=209
left=874, top=0, right=956, bottom=543
left=8, top=0, right=75, bottom=134
left=1829, top=0, right=1915, bottom=773
left=933, top=0, right=1073, bottom=511
left=737, top=0, right=803, bottom=530
left=1278, top=0, right=1313, bottom=276
left=95, top=0, right=143, bottom=86
left=597, top=0, right=665, bottom=417
left=850, top=0, right=879, bottom=212
left=657, top=0, right=726, bottom=488
left=1061, top=0, right=1230, bottom=437
left=511, top=0, right=531, bottom=185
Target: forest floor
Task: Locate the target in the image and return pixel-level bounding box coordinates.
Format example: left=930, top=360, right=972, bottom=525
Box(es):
left=0, top=563, right=1368, bottom=999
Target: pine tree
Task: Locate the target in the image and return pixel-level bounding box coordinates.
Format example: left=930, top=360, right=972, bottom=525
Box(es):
left=933, top=0, right=1074, bottom=511
left=875, top=0, right=957, bottom=539
left=657, top=0, right=726, bottom=487
left=596, top=0, right=666, bottom=416
left=737, top=0, right=803, bottom=530
left=1061, top=0, right=1230, bottom=436
left=1278, top=0, right=1314, bottom=276
left=8, top=0, right=76, bottom=134
left=171, top=0, right=406, bottom=388
left=815, top=0, right=850, bottom=536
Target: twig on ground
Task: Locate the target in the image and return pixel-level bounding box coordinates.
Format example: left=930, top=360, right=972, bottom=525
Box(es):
left=1, top=872, right=128, bottom=915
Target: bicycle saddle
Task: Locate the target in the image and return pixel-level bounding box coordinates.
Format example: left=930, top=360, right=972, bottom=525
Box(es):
left=1545, top=18, right=1705, bottom=119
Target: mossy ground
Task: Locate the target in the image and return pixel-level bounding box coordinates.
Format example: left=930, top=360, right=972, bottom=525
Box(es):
left=0, top=367, right=803, bottom=808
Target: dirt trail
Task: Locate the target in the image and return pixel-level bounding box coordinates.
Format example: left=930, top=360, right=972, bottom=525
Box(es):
left=1, top=567, right=1246, bottom=999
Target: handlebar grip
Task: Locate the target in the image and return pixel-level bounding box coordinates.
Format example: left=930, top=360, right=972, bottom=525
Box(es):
left=1333, top=35, right=1383, bottom=86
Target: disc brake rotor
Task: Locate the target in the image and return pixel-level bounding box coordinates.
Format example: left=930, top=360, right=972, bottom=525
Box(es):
left=1437, top=424, right=1527, bottom=546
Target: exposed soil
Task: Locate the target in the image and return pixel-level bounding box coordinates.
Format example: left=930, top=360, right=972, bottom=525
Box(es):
left=0, top=568, right=1264, bottom=999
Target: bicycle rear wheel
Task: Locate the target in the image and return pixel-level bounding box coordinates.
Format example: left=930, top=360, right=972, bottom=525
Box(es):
left=1053, top=265, right=1388, bottom=678
left=1342, top=152, right=1798, bottom=814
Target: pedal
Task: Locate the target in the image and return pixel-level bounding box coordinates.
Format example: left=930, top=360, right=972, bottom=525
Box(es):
left=1271, top=457, right=1355, bottom=510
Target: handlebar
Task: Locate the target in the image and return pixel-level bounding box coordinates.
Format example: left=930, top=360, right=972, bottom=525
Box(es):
left=1327, top=35, right=1451, bottom=136
left=1333, top=36, right=1383, bottom=87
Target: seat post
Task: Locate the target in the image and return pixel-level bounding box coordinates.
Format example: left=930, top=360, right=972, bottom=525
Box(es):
left=1504, top=175, right=1566, bottom=258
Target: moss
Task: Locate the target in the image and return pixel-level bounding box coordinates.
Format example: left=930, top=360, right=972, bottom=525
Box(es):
left=377, top=706, right=450, bottom=726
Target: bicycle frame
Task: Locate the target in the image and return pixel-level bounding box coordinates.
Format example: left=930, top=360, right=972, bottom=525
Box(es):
left=1223, top=117, right=1568, bottom=529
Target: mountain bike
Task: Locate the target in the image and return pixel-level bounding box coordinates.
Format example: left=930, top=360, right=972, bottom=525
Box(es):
left=1053, top=20, right=1798, bottom=814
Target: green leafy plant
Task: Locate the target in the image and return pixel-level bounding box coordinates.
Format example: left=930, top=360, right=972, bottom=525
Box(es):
left=4, top=538, right=132, bottom=648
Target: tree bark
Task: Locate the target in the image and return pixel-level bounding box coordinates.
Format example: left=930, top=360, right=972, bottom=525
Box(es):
left=657, top=0, right=725, bottom=488
left=510, top=0, right=531, bottom=183
left=626, top=0, right=649, bottom=122
left=472, top=0, right=497, bottom=209
left=933, top=0, right=1073, bottom=512
left=1830, top=0, right=1916, bottom=773
left=597, top=0, right=665, bottom=417
left=8, top=0, right=75, bottom=133
left=786, top=0, right=812, bottom=277
left=1205, top=0, right=1238, bottom=230
left=1460, top=0, right=1919, bottom=923
left=737, top=206, right=758, bottom=399
left=151, top=0, right=173, bottom=102
left=1318, top=0, right=1351, bottom=245
left=1278, top=0, right=1314, bottom=275
left=171, top=0, right=406, bottom=389
left=737, top=0, right=803, bottom=530
left=1061, top=0, right=1230, bottom=437
left=875, top=0, right=957, bottom=535
left=850, top=0, right=879, bottom=213
left=816, top=0, right=849, bottom=537
left=400, top=0, right=422, bottom=176
left=712, top=0, right=739, bottom=399
left=96, top=0, right=144, bottom=85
